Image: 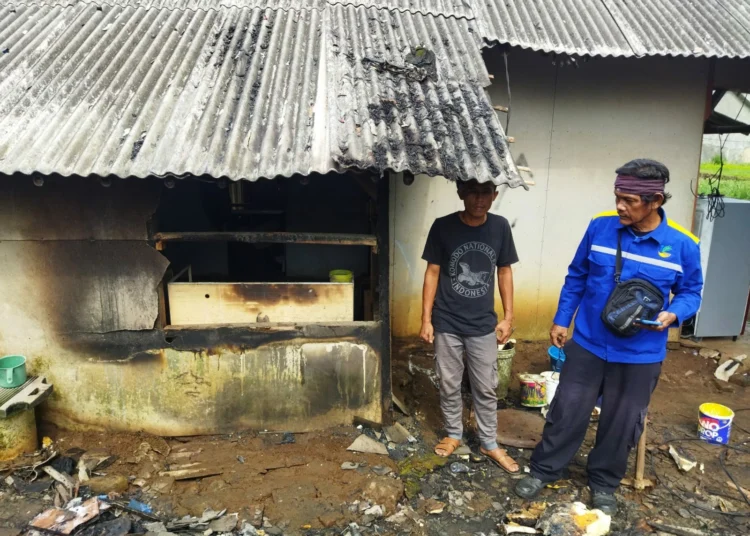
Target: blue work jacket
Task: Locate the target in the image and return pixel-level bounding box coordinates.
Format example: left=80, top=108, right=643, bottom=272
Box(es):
left=553, top=209, right=703, bottom=364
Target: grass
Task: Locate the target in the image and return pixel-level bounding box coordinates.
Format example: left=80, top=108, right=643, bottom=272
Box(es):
left=698, top=162, right=750, bottom=200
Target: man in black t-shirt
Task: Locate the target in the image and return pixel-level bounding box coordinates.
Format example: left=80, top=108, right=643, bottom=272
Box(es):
left=421, top=179, right=520, bottom=474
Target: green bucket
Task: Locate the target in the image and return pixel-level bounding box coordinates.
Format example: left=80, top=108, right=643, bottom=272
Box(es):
left=0, top=355, right=27, bottom=389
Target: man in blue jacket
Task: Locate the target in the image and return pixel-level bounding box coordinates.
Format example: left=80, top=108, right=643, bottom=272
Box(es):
left=515, top=159, right=703, bottom=515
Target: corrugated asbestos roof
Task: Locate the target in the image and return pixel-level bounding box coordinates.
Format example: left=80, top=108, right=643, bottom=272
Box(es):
left=476, top=0, right=750, bottom=59
left=0, top=2, right=523, bottom=185
left=13, top=0, right=474, bottom=17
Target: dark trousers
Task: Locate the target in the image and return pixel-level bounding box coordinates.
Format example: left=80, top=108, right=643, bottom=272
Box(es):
left=530, top=340, right=661, bottom=493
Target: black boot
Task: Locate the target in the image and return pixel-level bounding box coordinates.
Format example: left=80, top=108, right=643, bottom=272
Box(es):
left=591, top=490, right=617, bottom=516
left=514, top=476, right=545, bottom=499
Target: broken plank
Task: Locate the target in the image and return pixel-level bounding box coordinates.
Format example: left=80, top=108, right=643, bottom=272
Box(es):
left=43, top=466, right=75, bottom=491
left=391, top=394, right=409, bottom=416
left=158, top=467, right=223, bottom=481
left=647, top=522, right=708, bottom=536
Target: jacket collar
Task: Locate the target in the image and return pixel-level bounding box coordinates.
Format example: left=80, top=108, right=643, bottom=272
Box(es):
left=617, top=208, right=668, bottom=244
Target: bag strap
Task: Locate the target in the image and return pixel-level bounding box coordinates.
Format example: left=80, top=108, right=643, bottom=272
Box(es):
left=615, top=231, right=622, bottom=284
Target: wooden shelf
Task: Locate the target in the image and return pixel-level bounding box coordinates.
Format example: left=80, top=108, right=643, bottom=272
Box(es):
left=153, top=231, right=378, bottom=248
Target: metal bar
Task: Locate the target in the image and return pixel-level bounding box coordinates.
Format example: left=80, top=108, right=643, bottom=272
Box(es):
left=376, top=176, right=392, bottom=425
left=152, top=231, right=377, bottom=247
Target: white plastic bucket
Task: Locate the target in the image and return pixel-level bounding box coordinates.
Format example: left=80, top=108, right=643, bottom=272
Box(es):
left=540, top=371, right=560, bottom=406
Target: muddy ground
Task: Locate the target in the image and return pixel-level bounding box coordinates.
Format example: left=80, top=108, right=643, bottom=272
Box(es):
left=1, top=337, right=749, bottom=536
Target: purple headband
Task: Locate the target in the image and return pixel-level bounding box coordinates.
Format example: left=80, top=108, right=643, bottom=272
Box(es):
left=614, top=174, right=665, bottom=195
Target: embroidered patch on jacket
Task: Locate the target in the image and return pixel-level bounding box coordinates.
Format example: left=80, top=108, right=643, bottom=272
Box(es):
left=658, top=245, right=673, bottom=259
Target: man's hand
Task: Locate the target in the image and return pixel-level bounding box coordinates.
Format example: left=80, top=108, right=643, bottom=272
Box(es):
left=550, top=324, right=568, bottom=348
left=420, top=321, right=435, bottom=344
left=496, top=319, right=513, bottom=344
left=640, top=311, right=678, bottom=332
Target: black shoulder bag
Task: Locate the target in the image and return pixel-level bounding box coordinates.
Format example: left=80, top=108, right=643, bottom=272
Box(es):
left=600, top=232, right=665, bottom=337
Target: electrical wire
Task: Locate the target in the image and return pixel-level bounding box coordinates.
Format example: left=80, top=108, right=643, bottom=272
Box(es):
left=697, top=91, right=749, bottom=221
left=649, top=452, right=750, bottom=520
left=653, top=438, right=750, bottom=518
left=503, top=51, right=511, bottom=135
left=720, top=448, right=750, bottom=511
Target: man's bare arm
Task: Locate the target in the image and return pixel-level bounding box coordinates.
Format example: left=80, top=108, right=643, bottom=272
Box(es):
left=421, top=264, right=440, bottom=343
left=496, top=265, right=514, bottom=344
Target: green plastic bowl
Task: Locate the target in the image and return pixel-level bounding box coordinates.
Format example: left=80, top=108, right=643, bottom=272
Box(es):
left=0, top=355, right=27, bottom=389
left=329, top=270, right=353, bottom=283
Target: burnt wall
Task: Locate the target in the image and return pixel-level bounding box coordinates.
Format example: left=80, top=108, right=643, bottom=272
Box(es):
left=0, top=176, right=383, bottom=434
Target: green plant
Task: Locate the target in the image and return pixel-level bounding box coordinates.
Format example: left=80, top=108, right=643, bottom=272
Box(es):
left=710, top=153, right=724, bottom=166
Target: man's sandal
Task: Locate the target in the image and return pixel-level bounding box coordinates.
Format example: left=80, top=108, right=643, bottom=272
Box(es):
left=434, top=437, right=461, bottom=457
left=480, top=447, right=520, bottom=475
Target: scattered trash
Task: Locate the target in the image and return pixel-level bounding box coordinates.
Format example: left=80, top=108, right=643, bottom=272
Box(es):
left=144, top=522, right=167, bottom=533
left=237, top=455, right=245, bottom=464
left=501, top=524, right=539, bottom=535
left=470, top=454, right=484, bottom=464
left=647, top=521, right=708, bottom=536
left=454, top=445, right=472, bottom=456
left=31, top=498, right=109, bottom=534
left=371, top=465, right=391, bottom=476
left=699, top=348, right=721, bottom=360
left=424, top=498, right=445, bottom=515
left=347, top=435, right=389, bottom=456
left=280, top=432, right=295, bottom=444
left=714, top=355, right=747, bottom=382
left=684, top=370, right=695, bottom=377
left=536, top=502, right=610, bottom=536
left=240, top=521, right=259, bottom=536
left=506, top=502, right=548, bottom=527
left=363, top=504, right=383, bottom=518
left=384, top=510, right=409, bottom=524
left=342, top=522, right=363, bottom=536
left=383, top=423, right=416, bottom=444
left=353, top=416, right=383, bottom=431
left=127, top=499, right=153, bottom=515
left=209, top=513, right=239, bottom=532
left=6, top=475, right=53, bottom=494
left=42, top=466, right=75, bottom=492
left=50, top=456, right=76, bottom=476
left=391, top=394, right=410, bottom=415
left=669, top=445, right=697, bottom=472
left=341, top=462, right=360, bottom=471
left=450, top=462, right=470, bottom=474
left=77, top=517, right=131, bottom=536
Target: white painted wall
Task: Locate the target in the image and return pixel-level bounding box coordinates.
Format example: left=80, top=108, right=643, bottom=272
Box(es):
left=392, top=51, right=710, bottom=339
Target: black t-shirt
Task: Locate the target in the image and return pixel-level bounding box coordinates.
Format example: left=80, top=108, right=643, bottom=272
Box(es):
left=422, top=212, right=519, bottom=336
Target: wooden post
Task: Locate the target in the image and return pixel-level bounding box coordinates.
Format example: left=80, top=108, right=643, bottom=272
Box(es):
left=633, top=414, right=653, bottom=490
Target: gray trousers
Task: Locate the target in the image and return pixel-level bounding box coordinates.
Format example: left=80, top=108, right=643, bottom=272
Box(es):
left=434, top=332, right=499, bottom=451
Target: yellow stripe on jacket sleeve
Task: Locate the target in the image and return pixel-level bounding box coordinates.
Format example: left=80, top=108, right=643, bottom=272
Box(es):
left=667, top=219, right=700, bottom=244
left=592, top=210, right=618, bottom=220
